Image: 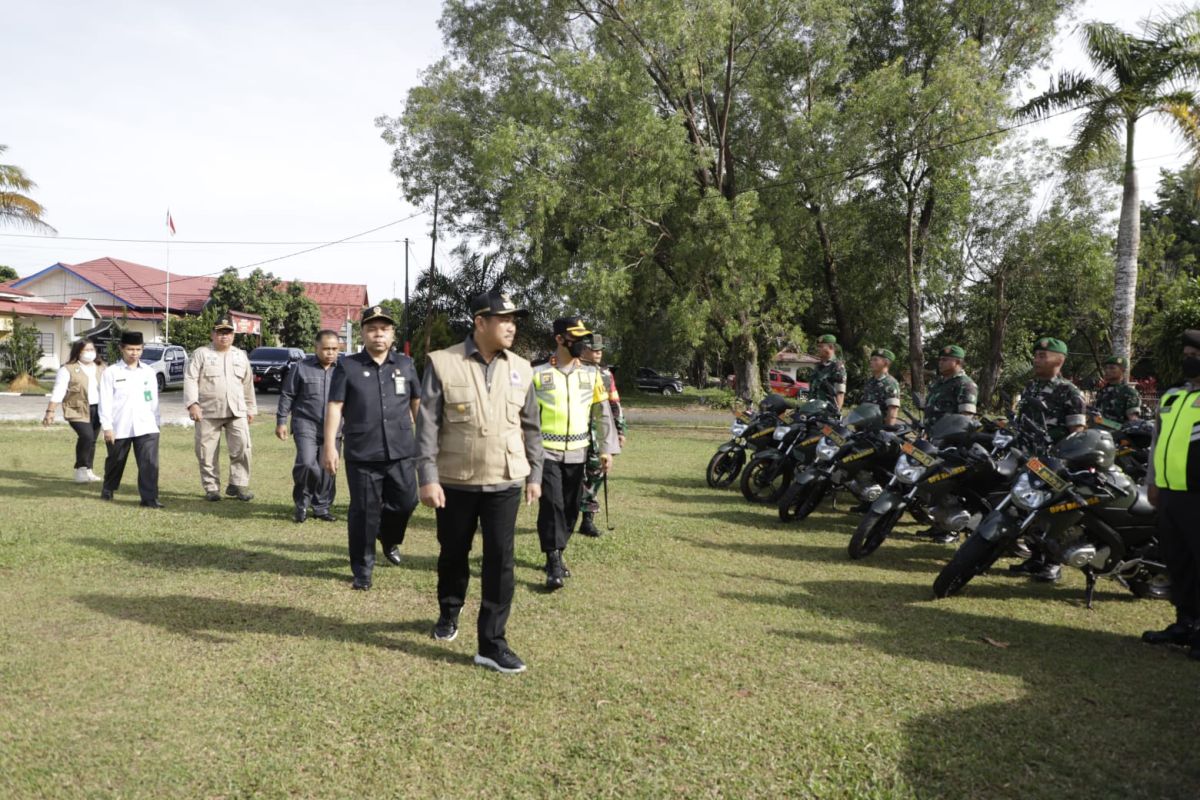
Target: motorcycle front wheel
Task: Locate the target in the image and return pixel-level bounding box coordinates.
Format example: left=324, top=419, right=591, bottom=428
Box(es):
left=778, top=477, right=830, bottom=522
left=933, top=533, right=1005, bottom=598
left=848, top=506, right=904, bottom=559
left=706, top=449, right=746, bottom=488
left=740, top=456, right=791, bottom=504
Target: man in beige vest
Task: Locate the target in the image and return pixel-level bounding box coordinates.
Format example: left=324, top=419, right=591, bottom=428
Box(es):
left=416, top=289, right=544, bottom=675
left=184, top=315, right=257, bottom=501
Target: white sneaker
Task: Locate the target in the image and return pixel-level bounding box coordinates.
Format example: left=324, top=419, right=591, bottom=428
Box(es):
left=74, top=467, right=89, bottom=484
left=86, top=469, right=102, bottom=482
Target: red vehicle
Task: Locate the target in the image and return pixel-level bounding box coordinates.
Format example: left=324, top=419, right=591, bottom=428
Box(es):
left=768, top=369, right=807, bottom=398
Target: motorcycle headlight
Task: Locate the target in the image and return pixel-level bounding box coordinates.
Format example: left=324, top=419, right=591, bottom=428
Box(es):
left=773, top=425, right=792, bottom=441
left=731, top=422, right=748, bottom=436
left=1011, top=472, right=1052, bottom=511
left=815, top=437, right=839, bottom=461
left=894, top=455, right=926, bottom=485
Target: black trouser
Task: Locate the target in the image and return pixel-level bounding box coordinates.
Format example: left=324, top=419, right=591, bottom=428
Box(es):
left=103, top=433, right=159, bottom=503
left=538, top=459, right=586, bottom=553
left=345, top=458, right=417, bottom=581
left=1160, top=489, right=1200, bottom=625
left=436, top=485, right=521, bottom=656
left=291, top=417, right=337, bottom=515
left=68, top=404, right=101, bottom=469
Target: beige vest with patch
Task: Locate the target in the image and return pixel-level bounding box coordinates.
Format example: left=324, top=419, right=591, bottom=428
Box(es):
left=427, top=342, right=532, bottom=486
left=62, top=362, right=105, bottom=422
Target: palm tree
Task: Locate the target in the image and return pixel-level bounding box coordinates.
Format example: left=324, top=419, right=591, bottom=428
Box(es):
left=1019, top=11, right=1200, bottom=364
left=0, top=144, right=56, bottom=233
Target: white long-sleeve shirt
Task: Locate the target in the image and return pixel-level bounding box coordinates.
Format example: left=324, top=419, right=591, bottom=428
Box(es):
left=99, top=360, right=161, bottom=438
left=50, top=362, right=99, bottom=405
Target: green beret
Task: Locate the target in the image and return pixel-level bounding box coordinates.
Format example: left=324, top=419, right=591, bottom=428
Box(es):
left=1034, top=337, right=1068, bottom=355
left=1103, top=355, right=1128, bottom=368
left=939, top=345, right=965, bottom=359
left=871, top=348, right=895, bottom=362
left=816, top=334, right=837, bottom=345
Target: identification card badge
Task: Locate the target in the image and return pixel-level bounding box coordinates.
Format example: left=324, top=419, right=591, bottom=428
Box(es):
left=394, top=374, right=406, bottom=396
left=510, top=369, right=523, bottom=387
left=541, top=372, right=554, bottom=389
left=144, top=381, right=152, bottom=402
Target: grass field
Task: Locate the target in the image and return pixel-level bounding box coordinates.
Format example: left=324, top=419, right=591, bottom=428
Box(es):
left=1, top=421, right=1197, bottom=799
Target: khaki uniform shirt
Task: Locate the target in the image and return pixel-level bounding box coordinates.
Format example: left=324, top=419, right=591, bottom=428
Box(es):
left=184, top=345, right=257, bottom=419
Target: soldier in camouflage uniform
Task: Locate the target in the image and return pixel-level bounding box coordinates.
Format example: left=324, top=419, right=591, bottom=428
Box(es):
left=861, top=348, right=901, bottom=426
left=1095, top=356, right=1142, bottom=424
left=1010, top=336, right=1087, bottom=582
left=808, top=334, right=847, bottom=413
left=922, top=345, right=978, bottom=428
left=578, top=335, right=626, bottom=537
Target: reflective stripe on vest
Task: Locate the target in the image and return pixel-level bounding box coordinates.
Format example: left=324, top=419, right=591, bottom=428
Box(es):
left=1154, top=388, right=1200, bottom=491
left=533, top=365, right=598, bottom=451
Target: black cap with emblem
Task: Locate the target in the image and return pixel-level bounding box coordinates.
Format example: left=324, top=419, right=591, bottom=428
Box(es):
left=213, top=315, right=235, bottom=332
left=360, top=305, right=396, bottom=326
left=470, top=289, right=529, bottom=318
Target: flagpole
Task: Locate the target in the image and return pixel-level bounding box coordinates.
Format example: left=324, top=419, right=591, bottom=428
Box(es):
left=165, top=209, right=174, bottom=342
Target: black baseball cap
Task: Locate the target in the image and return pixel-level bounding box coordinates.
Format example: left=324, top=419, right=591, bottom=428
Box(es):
left=470, top=289, right=529, bottom=318
left=213, top=316, right=235, bottom=332
left=553, top=317, right=592, bottom=340
left=360, top=305, right=396, bottom=326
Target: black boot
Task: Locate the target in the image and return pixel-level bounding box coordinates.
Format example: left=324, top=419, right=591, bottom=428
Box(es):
left=1142, top=619, right=1196, bottom=646
left=545, top=551, right=566, bottom=590
left=578, top=512, right=602, bottom=538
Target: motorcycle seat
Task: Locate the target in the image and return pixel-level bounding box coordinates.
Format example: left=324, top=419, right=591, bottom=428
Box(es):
left=1129, top=487, right=1157, bottom=517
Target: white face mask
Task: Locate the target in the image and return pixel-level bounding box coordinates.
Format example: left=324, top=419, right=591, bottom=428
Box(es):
left=79, top=350, right=97, bottom=364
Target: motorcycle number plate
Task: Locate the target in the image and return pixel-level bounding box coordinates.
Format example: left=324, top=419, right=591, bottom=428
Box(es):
left=1026, top=458, right=1069, bottom=492
left=843, top=447, right=875, bottom=462
left=901, top=441, right=935, bottom=467
left=821, top=425, right=847, bottom=446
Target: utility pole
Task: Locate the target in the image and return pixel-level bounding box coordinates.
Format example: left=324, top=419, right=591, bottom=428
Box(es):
left=424, top=184, right=440, bottom=358
left=403, top=238, right=410, bottom=355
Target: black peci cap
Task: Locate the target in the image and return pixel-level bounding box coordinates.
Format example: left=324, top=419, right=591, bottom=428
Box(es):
left=120, top=330, right=144, bottom=346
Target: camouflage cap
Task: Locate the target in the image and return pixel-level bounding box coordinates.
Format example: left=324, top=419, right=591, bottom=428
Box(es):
left=1103, top=355, right=1128, bottom=368
left=816, top=334, right=837, bottom=345
left=1034, top=337, right=1068, bottom=355
left=939, top=345, right=965, bottom=359
left=871, top=348, right=895, bottom=362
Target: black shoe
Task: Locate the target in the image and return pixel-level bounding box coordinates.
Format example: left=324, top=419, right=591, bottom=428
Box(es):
left=545, top=551, right=566, bottom=590
left=351, top=577, right=371, bottom=591
left=312, top=511, right=336, bottom=522
left=226, top=485, right=254, bottom=501
left=474, top=649, right=527, bottom=674
left=432, top=614, right=459, bottom=642
left=139, top=500, right=165, bottom=509
left=293, top=508, right=307, bottom=524
left=100, top=490, right=113, bottom=501
left=205, top=491, right=221, bottom=502
left=930, top=530, right=958, bottom=545
left=1142, top=621, right=1196, bottom=646
left=1007, top=558, right=1043, bottom=576
left=578, top=513, right=602, bottom=538
left=1030, top=563, right=1062, bottom=583
left=382, top=545, right=402, bottom=566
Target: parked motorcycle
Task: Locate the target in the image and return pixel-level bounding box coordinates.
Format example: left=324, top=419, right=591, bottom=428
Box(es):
left=706, top=394, right=793, bottom=488
left=739, top=399, right=840, bottom=504
left=847, top=414, right=1021, bottom=559
left=1088, top=409, right=1153, bottom=483
left=777, top=403, right=909, bottom=522
left=933, top=427, right=1166, bottom=605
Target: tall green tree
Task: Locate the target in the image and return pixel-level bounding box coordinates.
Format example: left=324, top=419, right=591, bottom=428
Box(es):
left=1019, top=10, right=1200, bottom=366
left=278, top=281, right=322, bottom=348
left=0, top=266, right=18, bottom=282
left=0, top=145, right=55, bottom=233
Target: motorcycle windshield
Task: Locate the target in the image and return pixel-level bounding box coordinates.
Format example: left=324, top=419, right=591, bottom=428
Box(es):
left=928, top=414, right=977, bottom=445
left=846, top=402, right=883, bottom=432
left=797, top=399, right=829, bottom=417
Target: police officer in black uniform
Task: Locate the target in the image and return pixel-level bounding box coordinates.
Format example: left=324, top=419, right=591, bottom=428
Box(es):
left=323, top=305, right=421, bottom=591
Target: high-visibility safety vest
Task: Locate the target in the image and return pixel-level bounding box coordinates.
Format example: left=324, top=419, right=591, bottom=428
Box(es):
left=532, top=362, right=607, bottom=451
left=1153, top=387, right=1200, bottom=491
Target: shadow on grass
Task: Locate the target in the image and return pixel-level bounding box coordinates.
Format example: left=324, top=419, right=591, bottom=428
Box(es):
left=72, top=536, right=349, bottom=582
left=680, top=533, right=955, bottom=576
left=74, top=593, right=464, bottom=666
left=745, top=578, right=1200, bottom=798
left=0, top=468, right=113, bottom=500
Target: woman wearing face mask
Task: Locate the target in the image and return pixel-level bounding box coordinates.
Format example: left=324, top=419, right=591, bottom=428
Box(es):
left=43, top=338, right=106, bottom=483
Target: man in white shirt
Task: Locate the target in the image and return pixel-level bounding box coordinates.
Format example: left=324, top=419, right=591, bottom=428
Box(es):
left=99, top=330, right=162, bottom=508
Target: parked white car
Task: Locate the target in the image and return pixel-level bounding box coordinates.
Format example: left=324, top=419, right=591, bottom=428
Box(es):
left=140, top=344, right=188, bottom=391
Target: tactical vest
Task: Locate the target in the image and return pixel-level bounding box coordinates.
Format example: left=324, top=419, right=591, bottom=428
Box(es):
left=533, top=362, right=605, bottom=451
left=62, top=362, right=104, bottom=421
left=1154, top=387, right=1200, bottom=492
left=427, top=342, right=533, bottom=485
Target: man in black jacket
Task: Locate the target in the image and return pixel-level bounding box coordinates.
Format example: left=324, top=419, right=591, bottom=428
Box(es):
left=323, top=307, right=421, bottom=591
left=276, top=329, right=342, bottom=524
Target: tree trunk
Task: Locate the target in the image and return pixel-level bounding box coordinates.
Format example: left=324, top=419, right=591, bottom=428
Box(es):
left=808, top=203, right=855, bottom=350
left=903, top=195, right=925, bottom=396
left=977, top=272, right=1008, bottom=411
left=1111, top=118, right=1141, bottom=365
left=689, top=350, right=710, bottom=389
left=734, top=331, right=761, bottom=400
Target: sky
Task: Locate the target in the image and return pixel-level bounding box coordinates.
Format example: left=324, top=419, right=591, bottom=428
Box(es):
left=0, top=0, right=1195, bottom=305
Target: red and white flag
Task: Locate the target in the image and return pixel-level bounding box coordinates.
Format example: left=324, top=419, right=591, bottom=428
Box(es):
left=166, top=209, right=176, bottom=237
